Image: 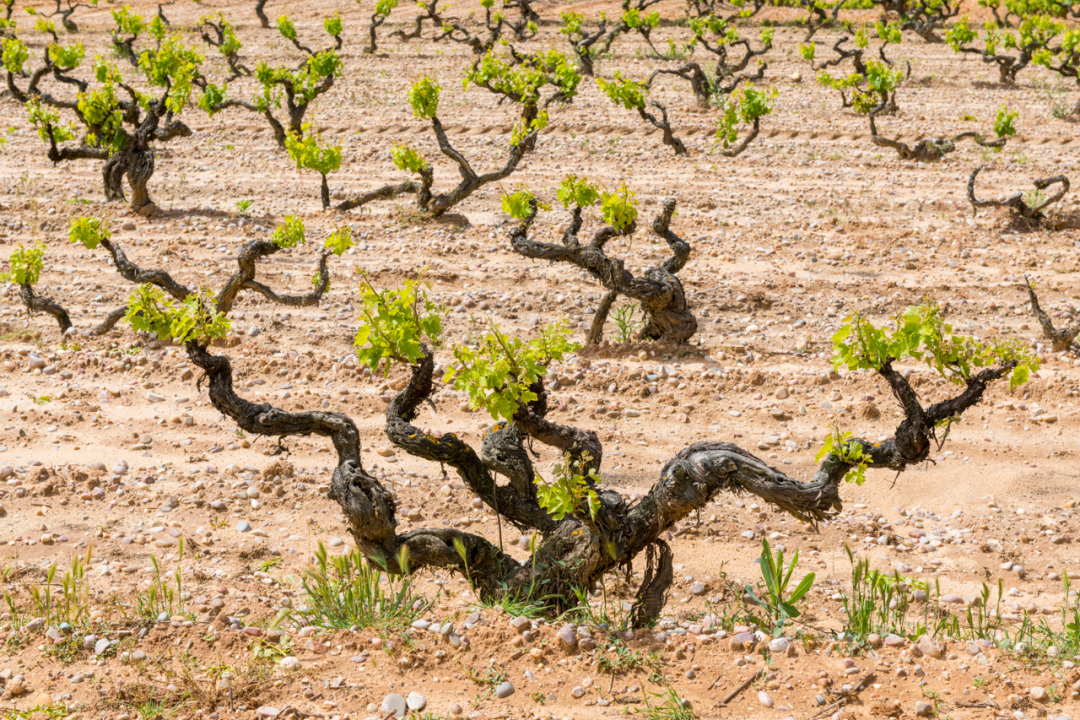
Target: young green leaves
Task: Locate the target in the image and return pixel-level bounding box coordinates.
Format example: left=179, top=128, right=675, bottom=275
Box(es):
left=445, top=321, right=578, bottom=423
left=407, top=76, right=440, bottom=119
left=2, top=243, right=45, bottom=285
left=501, top=175, right=635, bottom=231
left=815, top=426, right=871, bottom=485
left=534, top=452, right=601, bottom=522
left=271, top=216, right=306, bottom=249
left=285, top=123, right=342, bottom=176
left=69, top=216, right=111, bottom=249
left=832, top=303, right=1039, bottom=389
left=354, top=272, right=444, bottom=372
left=391, top=144, right=427, bottom=174
left=125, top=285, right=230, bottom=344
left=324, top=226, right=353, bottom=256
left=746, top=538, right=814, bottom=637
left=715, top=85, right=776, bottom=148
left=597, top=72, right=645, bottom=111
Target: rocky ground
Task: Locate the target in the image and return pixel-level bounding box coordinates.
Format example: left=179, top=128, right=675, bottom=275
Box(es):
left=1, top=0, right=1080, bottom=719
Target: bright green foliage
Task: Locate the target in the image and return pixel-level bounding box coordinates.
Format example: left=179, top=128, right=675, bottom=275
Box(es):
left=391, top=144, right=428, bottom=173
left=600, top=184, right=637, bottom=231
left=271, top=216, right=306, bottom=249
left=69, top=216, right=111, bottom=249
left=374, top=0, right=399, bottom=17
left=2, top=242, right=45, bottom=285
left=77, top=83, right=125, bottom=150
left=534, top=452, right=600, bottom=522
left=112, top=5, right=144, bottom=37
left=799, top=42, right=815, bottom=62
left=597, top=72, right=645, bottom=110
left=501, top=187, right=543, bottom=220
left=445, top=321, right=578, bottom=423
left=465, top=49, right=581, bottom=107
left=324, top=226, right=353, bottom=256
left=815, top=425, right=870, bottom=485
left=324, top=12, right=343, bottom=37
left=715, top=85, right=776, bottom=147
left=298, top=543, right=426, bottom=630
left=125, top=284, right=230, bottom=344
left=47, top=42, right=84, bottom=70
left=2, top=38, right=28, bottom=74
left=26, top=98, right=75, bottom=145
left=510, top=108, right=548, bottom=146
left=746, top=538, right=815, bottom=637
left=407, top=76, right=440, bottom=119
left=253, top=51, right=341, bottom=112
left=831, top=302, right=1039, bottom=390
left=138, top=34, right=203, bottom=113
left=284, top=123, right=342, bottom=176
left=354, top=273, right=443, bottom=371
left=276, top=15, right=297, bottom=41
left=198, top=82, right=227, bottom=116
left=35, top=18, right=56, bottom=37
left=557, top=173, right=601, bottom=209
left=946, top=16, right=977, bottom=50
left=560, top=10, right=584, bottom=35
left=622, top=7, right=659, bottom=29
left=202, top=13, right=241, bottom=57
left=876, top=20, right=903, bottom=44
left=994, top=104, right=1018, bottom=140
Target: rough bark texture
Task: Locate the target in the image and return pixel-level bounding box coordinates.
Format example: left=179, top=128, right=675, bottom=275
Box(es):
left=16, top=284, right=128, bottom=338
left=254, top=0, right=270, bottom=28
left=8, top=52, right=192, bottom=213
left=636, top=102, right=687, bottom=156
left=1024, top=277, right=1080, bottom=352
left=868, top=105, right=1007, bottom=162
left=171, top=247, right=1016, bottom=626
left=967, top=165, right=1070, bottom=221
left=510, top=198, right=697, bottom=345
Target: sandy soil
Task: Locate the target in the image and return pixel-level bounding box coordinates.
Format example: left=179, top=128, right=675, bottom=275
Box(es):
left=2, top=0, right=1080, bottom=719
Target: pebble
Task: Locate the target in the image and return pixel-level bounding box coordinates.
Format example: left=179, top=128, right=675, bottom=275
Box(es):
left=556, top=625, right=577, bottom=650
left=380, top=694, right=407, bottom=719
left=237, top=521, right=252, bottom=533
left=768, top=637, right=790, bottom=653
left=1030, top=687, right=1048, bottom=701
left=571, top=686, right=585, bottom=698
left=94, top=638, right=111, bottom=655
left=406, top=692, right=426, bottom=711
left=915, top=700, right=932, bottom=716
left=689, top=583, right=706, bottom=596
left=255, top=708, right=280, bottom=718
left=757, top=691, right=773, bottom=708
left=279, top=657, right=300, bottom=670
left=495, top=681, right=515, bottom=699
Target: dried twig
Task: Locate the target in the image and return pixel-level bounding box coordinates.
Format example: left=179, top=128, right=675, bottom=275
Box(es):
left=712, top=668, right=766, bottom=701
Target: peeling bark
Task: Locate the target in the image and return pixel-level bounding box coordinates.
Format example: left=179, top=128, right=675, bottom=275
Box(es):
left=17, top=283, right=127, bottom=338
left=1024, top=277, right=1080, bottom=352
left=967, top=164, right=1070, bottom=220
left=510, top=198, right=696, bottom=345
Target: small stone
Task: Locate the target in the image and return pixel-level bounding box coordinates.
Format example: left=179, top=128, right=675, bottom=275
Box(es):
left=571, top=686, right=585, bottom=698
left=237, top=520, right=252, bottom=533
left=884, top=634, right=905, bottom=647
left=146, top=392, right=165, bottom=403
left=917, top=636, right=942, bottom=658
left=450, top=704, right=463, bottom=716
left=33, top=692, right=53, bottom=707
left=255, top=707, right=280, bottom=718
left=689, top=583, right=707, bottom=596
left=1030, top=687, right=1048, bottom=702
left=406, top=692, right=426, bottom=711
left=94, top=638, right=111, bottom=655
left=757, top=691, right=773, bottom=708
left=915, top=700, right=932, bottom=716
left=768, top=637, right=790, bottom=653
left=279, top=656, right=300, bottom=670
left=556, top=626, right=577, bottom=650
left=380, top=694, right=407, bottom=719
left=495, top=681, right=515, bottom=699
